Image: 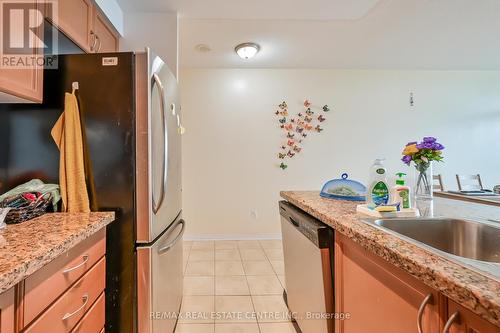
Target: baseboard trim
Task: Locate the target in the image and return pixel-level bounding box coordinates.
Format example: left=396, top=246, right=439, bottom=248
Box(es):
left=183, top=233, right=282, bottom=241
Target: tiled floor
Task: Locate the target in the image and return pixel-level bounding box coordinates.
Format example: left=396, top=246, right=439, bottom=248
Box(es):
left=176, top=240, right=297, bottom=333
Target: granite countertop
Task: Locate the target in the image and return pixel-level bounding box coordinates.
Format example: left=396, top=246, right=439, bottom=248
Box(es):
left=0, top=212, right=115, bottom=293
left=280, top=191, right=500, bottom=327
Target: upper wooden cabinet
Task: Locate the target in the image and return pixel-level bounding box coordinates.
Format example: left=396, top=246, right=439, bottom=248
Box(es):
left=447, top=300, right=499, bottom=333
left=55, top=0, right=94, bottom=52
left=335, top=233, right=443, bottom=333
left=0, top=0, right=44, bottom=103
left=0, top=64, right=43, bottom=103
left=93, top=9, right=120, bottom=53
left=51, top=0, right=119, bottom=53
left=1, top=0, right=120, bottom=103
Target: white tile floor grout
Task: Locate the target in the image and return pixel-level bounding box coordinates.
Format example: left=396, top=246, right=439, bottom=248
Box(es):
left=175, top=240, right=297, bottom=333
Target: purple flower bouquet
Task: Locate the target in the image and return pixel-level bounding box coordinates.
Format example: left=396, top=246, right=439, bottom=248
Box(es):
left=402, top=137, right=445, bottom=199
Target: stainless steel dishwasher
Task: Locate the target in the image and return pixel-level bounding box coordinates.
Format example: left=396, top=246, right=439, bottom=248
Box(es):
left=280, top=201, right=335, bottom=333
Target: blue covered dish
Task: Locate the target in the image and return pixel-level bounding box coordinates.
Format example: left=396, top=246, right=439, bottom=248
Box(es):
left=320, top=173, right=367, bottom=201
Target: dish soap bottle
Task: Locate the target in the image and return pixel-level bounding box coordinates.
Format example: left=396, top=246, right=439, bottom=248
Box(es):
left=392, top=172, right=411, bottom=209
left=367, top=159, right=390, bottom=206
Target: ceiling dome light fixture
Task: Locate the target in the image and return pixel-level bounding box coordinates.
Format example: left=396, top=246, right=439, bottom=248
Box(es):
left=195, top=44, right=212, bottom=53
left=235, top=42, right=260, bottom=59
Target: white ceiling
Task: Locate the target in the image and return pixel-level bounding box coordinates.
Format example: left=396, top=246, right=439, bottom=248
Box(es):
left=117, top=0, right=500, bottom=70
left=116, top=0, right=380, bottom=20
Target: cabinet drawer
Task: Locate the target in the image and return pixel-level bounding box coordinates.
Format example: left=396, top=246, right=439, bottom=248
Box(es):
left=24, top=229, right=105, bottom=325
left=71, top=293, right=105, bottom=333
left=24, top=257, right=106, bottom=333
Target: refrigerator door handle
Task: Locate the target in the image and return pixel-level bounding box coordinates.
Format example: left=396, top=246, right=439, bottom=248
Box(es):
left=152, top=73, right=168, bottom=214
left=158, top=219, right=185, bottom=254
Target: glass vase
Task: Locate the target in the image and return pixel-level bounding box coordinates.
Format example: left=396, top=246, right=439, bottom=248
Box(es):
left=414, top=162, right=433, bottom=200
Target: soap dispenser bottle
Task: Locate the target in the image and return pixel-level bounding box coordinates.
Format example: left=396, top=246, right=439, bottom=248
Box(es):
left=392, top=172, right=411, bottom=209
left=367, top=159, right=390, bottom=206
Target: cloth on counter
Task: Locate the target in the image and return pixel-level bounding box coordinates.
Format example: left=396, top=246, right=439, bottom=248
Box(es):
left=0, top=179, right=60, bottom=210
left=0, top=208, right=10, bottom=229
left=51, top=92, right=90, bottom=213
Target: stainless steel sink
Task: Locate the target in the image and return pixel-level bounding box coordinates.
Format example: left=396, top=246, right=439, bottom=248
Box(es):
left=370, top=218, right=500, bottom=263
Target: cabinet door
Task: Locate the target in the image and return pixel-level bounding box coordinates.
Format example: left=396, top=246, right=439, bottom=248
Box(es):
left=93, top=10, right=119, bottom=53
left=0, top=64, right=43, bottom=103
left=335, top=233, right=442, bottom=333
left=447, top=300, right=499, bottom=333
left=0, top=0, right=43, bottom=103
left=56, top=0, right=94, bottom=52
left=0, top=288, right=15, bottom=333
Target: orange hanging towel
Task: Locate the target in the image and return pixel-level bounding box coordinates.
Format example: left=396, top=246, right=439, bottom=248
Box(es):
left=51, top=92, right=90, bottom=213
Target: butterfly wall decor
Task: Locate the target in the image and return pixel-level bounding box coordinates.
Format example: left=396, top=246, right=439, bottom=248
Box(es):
left=274, top=99, right=333, bottom=170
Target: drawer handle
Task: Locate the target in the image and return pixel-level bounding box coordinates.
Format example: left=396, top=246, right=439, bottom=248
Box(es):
left=443, top=311, right=459, bottom=333
left=417, top=293, right=433, bottom=333
left=63, top=255, right=89, bottom=274
left=62, top=294, right=89, bottom=320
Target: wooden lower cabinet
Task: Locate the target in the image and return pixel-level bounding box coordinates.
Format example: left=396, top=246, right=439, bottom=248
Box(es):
left=447, top=301, right=499, bottom=333
left=335, top=232, right=443, bottom=333
left=23, top=230, right=106, bottom=325
left=0, top=287, right=15, bottom=333
left=20, top=231, right=106, bottom=333
left=23, top=258, right=105, bottom=333
left=334, top=231, right=500, bottom=333
left=0, top=230, right=106, bottom=333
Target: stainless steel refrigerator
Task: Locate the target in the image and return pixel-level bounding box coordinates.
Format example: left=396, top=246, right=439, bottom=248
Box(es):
left=134, top=49, right=184, bottom=333
left=0, top=49, right=184, bottom=333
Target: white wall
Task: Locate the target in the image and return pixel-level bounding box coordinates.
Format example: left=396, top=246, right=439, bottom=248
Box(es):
left=180, top=69, right=500, bottom=239
left=94, top=0, right=124, bottom=35
left=120, top=12, right=178, bottom=77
